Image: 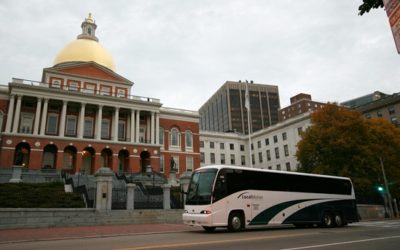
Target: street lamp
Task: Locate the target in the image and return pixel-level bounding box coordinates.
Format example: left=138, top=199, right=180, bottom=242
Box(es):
left=380, top=157, right=394, bottom=218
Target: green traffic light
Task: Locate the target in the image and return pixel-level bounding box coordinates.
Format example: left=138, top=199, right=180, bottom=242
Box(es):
left=377, top=186, right=384, bottom=192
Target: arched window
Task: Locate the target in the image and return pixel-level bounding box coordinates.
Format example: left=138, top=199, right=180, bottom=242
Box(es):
left=159, top=127, right=164, bottom=146
left=63, top=146, right=77, bottom=173
left=101, top=148, right=113, bottom=168
left=42, top=144, right=57, bottom=169
left=170, top=128, right=180, bottom=148
left=185, top=130, right=193, bottom=149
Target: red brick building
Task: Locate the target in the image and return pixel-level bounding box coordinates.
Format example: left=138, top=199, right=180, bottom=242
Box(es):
left=0, top=14, right=200, bottom=177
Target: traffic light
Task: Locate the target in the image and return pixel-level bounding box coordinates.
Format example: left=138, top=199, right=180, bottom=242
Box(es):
left=377, top=185, right=385, bottom=193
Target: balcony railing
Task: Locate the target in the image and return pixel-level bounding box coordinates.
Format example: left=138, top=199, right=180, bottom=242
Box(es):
left=10, top=78, right=161, bottom=103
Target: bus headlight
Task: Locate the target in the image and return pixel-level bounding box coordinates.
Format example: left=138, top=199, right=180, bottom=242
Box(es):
left=200, top=210, right=212, bottom=214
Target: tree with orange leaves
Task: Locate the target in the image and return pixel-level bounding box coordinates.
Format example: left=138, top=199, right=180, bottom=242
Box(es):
left=296, top=103, right=400, bottom=198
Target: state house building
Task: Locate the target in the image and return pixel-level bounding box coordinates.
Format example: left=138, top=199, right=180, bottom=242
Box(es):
left=0, top=15, right=200, bottom=176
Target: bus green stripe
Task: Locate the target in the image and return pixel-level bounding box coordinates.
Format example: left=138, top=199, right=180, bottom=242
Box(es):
left=249, top=199, right=311, bottom=225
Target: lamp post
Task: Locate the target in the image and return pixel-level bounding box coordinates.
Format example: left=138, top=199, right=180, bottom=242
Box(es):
left=380, top=157, right=394, bottom=218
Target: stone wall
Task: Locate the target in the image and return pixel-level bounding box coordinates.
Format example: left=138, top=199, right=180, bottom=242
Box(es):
left=0, top=208, right=184, bottom=229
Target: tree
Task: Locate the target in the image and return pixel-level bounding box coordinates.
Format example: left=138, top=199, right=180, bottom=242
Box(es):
left=296, top=103, right=400, bottom=199
left=358, top=0, right=384, bottom=16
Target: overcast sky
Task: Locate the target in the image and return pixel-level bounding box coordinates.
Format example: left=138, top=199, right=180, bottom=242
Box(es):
left=0, top=0, right=398, bottom=110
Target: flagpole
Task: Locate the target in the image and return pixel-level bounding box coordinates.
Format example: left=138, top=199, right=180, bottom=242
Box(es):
left=245, top=82, right=253, bottom=168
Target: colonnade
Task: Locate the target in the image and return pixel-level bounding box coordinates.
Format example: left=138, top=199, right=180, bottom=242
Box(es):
left=5, top=94, right=160, bottom=144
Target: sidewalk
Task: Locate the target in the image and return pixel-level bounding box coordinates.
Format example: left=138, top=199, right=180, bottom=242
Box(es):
left=0, top=223, right=199, bottom=244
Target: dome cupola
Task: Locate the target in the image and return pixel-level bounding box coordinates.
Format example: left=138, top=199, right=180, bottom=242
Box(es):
left=53, top=14, right=116, bottom=71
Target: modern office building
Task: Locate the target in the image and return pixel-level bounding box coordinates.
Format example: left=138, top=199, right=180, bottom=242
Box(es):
left=199, top=81, right=280, bottom=135
left=0, top=15, right=200, bottom=176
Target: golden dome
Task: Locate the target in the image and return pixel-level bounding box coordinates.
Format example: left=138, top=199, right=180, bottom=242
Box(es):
left=53, top=14, right=116, bottom=71
left=53, top=39, right=116, bottom=71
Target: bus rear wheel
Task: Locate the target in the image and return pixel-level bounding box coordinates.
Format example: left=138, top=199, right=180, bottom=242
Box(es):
left=334, top=213, right=344, bottom=227
left=321, top=212, right=333, bottom=227
left=228, top=212, right=244, bottom=232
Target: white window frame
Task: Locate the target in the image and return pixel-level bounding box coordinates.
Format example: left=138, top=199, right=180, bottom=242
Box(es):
left=84, top=117, right=94, bottom=138
left=101, top=119, right=111, bottom=139
left=118, top=120, right=126, bottom=140
left=185, top=130, right=193, bottom=151
left=19, top=112, right=34, bottom=134
left=46, top=113, right=59, bottom=135
left=65, top=115, right=77, bottom=136
left=170, top=128, right=180, bottom=150
left=186, top=156, right=193, bottom=172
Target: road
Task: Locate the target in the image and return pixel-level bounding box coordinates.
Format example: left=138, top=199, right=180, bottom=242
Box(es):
left=2, top=220, right=400, bottom=250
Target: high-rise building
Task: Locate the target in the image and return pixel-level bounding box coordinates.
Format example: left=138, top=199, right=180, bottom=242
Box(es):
left=199, top=81, right=280, bottom=135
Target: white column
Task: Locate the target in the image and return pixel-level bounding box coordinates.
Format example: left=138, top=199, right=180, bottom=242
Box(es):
left=12, top=95, right=22, bottom=133
left=5, top=95, right=15, bottom=133
left=40, top=99, right=49, bottom=135
left=135, top=110, right=140, bottom=143
left=113, top=107, right=119, bottom=142
left=96, top=105, right=103, bottom=140
left=130, top=109, right=135, bottom=143
left=78, top=103, right=86, bottom=139
left=59, top=100, right=68, bottom=136
left=146, top=115, right=150, bottom=143
left=155, top=112, right=160, bottom=145
left=151, top=112, right=155, bottom=144
left=33, top=98, right=42, bottom=135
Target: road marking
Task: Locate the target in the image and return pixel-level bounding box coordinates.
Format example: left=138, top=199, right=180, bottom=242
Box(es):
left=280, top=235, right=400, bottom=250
left=115, top=232, right=314, bottom=250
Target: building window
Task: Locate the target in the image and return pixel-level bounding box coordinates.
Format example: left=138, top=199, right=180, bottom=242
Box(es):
left=160, top=155, right=164, bottom=173
left=258, top=152, right=263, bottom=163
left=65, top=115, right=77, bottom=136
left=220, top=154, right=225, bottom=164
left=275, top=147, right=280, bottom=159
left=273, top=135, right=278, bottom=143
left=265, top=138, right=269, bottom=146
left=282, top=132, right=287, bottom=141
left=251, top=143, right=254, bottom=150
left=200, top=140, right=204, bottom=148
left=100, top=85, right=112, bottom=96
left=286, top=162, right=291, bottom=171
left=172, top=155, right=180, bottom=173
left=241, top=155, right=246, bottom=166
left=230, top=143, right=234, bottom=150
left=297, top=127, right=303, bottom=135
left=257, top=141, right=261, bottom=148
left=388, top=106, right=396, bottom=115
left=210, top=141, right=214, bottom=149
left=377, top=110, right=383, bottom=117
left=284, top=145, right=289, bottom=157
left=277, top=164, right=281, bottom=170
left=118, top=120, right=126, bottom=140
left=230, top=154, right=235, bottom=165
left=101, top=119, right=111, bottom=139
left=186, top=156, right=193, bottom=172
left=170, top=128, right=180, bottom=147
left=266, top=150, right=271, bottom=161
left=67, top=81, right=79, bottom=91
left=46, top=113, right=59, bottom=135
left=19, top=112, right=34, bottom=134
left=252, top=154, right=255, bottom=165
left=185, top=130, right=193, bottom=149
left=200, top=152, right=205, bottom=163
left=84, top=117, right=94, bottom=138
left=240, top=144, right=245, bottom=151
left=210, top=153, right=215, bottom=164
left=159, top=127, right=164, bottom=146
left=220, top=143, right=225, bottom=150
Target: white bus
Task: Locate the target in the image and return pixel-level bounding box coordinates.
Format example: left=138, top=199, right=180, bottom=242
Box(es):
left=182, top=165, right=359, bottom=232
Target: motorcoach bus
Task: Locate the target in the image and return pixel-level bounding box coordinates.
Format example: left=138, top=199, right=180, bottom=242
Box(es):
left=182, top=165, right=359, bottom=232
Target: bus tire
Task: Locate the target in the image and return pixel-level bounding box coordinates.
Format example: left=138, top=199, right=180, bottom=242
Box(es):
left=202, top=226, right=216, bottom=233
left=321, top=212, right=333, bottom=227
left=228, top=212, right=244, bottom=232
left=334, top=213, right=344, bottom=227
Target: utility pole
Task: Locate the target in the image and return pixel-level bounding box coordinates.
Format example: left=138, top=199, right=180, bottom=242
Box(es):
left=380, top=157, right=394, bottom=218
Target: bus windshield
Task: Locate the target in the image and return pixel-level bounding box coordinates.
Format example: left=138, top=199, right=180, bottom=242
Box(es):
left=186, top=168, right=217, bottom=205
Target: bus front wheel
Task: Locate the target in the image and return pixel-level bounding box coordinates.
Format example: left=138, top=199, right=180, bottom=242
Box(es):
left=228, top=212, right=244, bottom=232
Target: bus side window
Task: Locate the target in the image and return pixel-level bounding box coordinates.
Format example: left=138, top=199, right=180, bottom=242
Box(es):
left=213, top=178, right=227, bottom=202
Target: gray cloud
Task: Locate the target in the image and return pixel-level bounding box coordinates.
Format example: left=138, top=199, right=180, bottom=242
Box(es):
left=0, top=0, right=398, bottom=110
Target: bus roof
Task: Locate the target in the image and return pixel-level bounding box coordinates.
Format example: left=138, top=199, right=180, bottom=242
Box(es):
left=197, top=165, right=351, bottom=181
